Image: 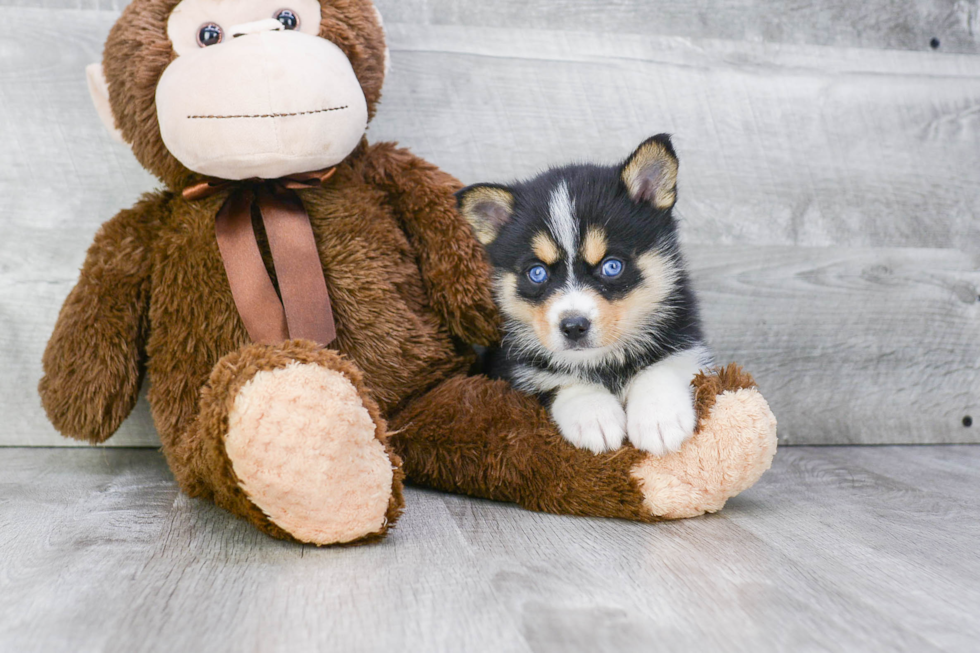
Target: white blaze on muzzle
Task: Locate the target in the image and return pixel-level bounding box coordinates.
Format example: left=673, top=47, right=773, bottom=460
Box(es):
left=547, top=286, right=600, bottom=347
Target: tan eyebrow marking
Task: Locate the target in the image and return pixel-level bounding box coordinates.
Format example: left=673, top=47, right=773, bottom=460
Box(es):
left=581, top=226, right=608, bottom=266
left=532, top=232, right=560, bottom=265
left=595, top=252, right=680, bottom=348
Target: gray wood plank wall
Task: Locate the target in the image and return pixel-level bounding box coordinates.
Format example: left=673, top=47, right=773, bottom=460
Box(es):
left=0, top=2, right=977, bottom=447
left=4, top=0, right=976, bottom=53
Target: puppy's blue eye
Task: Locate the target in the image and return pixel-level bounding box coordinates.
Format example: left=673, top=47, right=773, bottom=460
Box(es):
left=527, top=265, right=549, bottom=284
left=600, top=258, right=624, bottom=278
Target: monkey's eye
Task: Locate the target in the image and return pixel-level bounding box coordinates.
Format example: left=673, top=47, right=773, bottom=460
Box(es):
left=197, top=23, right=223, bottom=47
left=275, top=9, right=300, bottom=30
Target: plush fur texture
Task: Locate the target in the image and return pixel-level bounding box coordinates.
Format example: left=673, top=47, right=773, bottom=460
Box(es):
left=631, top=385, right=777, bottom=519
left=40, top=139, right=495, bottom=544
left=227, top=362, right=394, bottom=544
left=40, top=0, right=777, bottom=544
left=390, top=364, right=776, bottom=521
left=102, top=0, right=387, bottom=189
left=181, top=341, right=405, bottom=544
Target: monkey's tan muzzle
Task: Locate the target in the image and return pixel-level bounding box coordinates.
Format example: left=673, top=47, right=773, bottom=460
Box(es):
left=155, top=30, right=369, bottom=180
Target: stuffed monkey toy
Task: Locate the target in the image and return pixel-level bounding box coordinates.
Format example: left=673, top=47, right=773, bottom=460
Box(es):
left=39, top=0, right=777, bottom=545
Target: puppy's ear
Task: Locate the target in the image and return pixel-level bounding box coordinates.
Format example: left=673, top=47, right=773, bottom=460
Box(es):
left=621, top=134, right=678, bottom=210
left=456, top=184, right=515, bottom=245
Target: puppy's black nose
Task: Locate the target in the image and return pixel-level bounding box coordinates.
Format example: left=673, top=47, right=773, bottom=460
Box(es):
left=560, top=315, right=591, bottom=341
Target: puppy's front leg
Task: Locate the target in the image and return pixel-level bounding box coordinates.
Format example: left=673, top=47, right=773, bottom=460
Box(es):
left=550, top=383, right=627, bottom=454
left=624, top=346, right=712, bottom=456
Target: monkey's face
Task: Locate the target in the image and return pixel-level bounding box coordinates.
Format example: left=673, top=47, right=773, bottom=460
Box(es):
left=155, top=0, right=368, bottom=179
left=96, top=0, right=387, bottom=186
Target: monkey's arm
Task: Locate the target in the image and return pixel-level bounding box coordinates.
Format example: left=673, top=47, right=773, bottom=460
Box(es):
left=363, top=143, right=500, bottom=346
left=38, top=194, right=163, bottom=443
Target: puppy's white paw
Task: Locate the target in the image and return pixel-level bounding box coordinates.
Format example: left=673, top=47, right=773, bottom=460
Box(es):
left=551, top=384, right=626, bottom=454
left=626, top=386, right=697, bottom=457
left=624, top=348, right=708, bottom=457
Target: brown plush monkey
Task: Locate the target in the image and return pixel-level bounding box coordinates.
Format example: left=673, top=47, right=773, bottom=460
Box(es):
left=40, top=0, right=777, bottom=545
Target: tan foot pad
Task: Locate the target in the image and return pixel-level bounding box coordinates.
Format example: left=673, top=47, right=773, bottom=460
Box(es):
left=225, top=362, right=393, bottom=544
left=631, top=387, right=778, bottom=520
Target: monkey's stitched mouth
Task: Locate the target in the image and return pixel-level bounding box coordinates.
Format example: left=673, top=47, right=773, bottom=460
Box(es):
left=186, top=106, right=349, bottom=120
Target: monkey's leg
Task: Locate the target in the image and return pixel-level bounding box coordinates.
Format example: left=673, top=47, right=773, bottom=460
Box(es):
left=388, top=368, right=775, bottom=521
left=169, top=341, right=403, bottom=545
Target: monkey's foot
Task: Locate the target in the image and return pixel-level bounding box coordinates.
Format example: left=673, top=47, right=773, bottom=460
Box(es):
left=630, top=383, right=777, bottom=520
left=180, top=341, right=403, bottom=545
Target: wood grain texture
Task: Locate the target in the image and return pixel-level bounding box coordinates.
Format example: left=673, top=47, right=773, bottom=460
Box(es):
left=691, top=246, right=980, bottom=445
left=0, top=9, right=977, bottom=446
left=404, top=0, right=980, bottom=55
left=373, top=24, right=980, bottom=253
left=0, top=8, right=158, bottom=447
left=1, top=446, right=978, bottom=652
left=3, top=0, right=977, bottom=54
left=10, top=243, right=977, bottom=447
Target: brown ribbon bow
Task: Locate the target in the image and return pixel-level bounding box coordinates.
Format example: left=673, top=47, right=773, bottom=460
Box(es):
left=183, top=168, right=338, bottom=347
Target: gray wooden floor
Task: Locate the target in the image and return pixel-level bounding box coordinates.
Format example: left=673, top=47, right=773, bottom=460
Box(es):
left=1, top=446, right=977, bottom=652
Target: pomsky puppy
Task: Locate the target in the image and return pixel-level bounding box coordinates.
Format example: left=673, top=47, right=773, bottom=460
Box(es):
left=457, top=135, right=712, bottom=456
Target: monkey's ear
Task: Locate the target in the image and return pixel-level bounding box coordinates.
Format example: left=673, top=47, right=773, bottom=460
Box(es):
left=621, top=134, right=678, bottom=210
left=372, top=6, right=391, bottom=78
left=456, top=184, right=515, bottom=245
left=86, top=63, right=126, bottom=144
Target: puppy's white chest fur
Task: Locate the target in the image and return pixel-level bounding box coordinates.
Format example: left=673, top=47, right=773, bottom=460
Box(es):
left=549, top=346, right=711, bottom=455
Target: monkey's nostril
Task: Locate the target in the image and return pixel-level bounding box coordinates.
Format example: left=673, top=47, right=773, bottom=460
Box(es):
left=560, top=316, right=591, bottom=341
